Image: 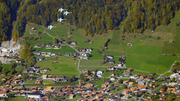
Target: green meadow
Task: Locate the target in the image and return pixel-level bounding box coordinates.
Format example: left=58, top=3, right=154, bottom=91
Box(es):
left=36, top=57, right=79, bottom=76
left=24, top=10, right=180, bottom=75
left=79, top=10, right=180, bottom=74
left=8, top=96, right=28, bottom=101
left=22, top=22, right=76, bottom=53
left=34, top=45, right=76, bottom=53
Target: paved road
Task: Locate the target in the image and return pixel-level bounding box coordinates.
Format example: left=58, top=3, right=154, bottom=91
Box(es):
left=13, top=91, right=32, bottom=93
left=77, top=59, right=81, bottom=85
left=67, top=43, right=80, bottom=53
left=157, top=71, right=170, bottom=79
left=21, top=82, right=33, bottom=85
left=157, top=61, right=178, bottom=79
left=44, top=31, right=82, bottom=85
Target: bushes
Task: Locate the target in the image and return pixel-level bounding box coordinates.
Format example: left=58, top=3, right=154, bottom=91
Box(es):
left=22, top=36, right=39, bottom=40
left=103, top=38, right=110, bottom=47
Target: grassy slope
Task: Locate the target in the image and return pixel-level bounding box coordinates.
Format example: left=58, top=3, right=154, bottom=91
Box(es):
left=0, top=64, right=11, bottom=74
left=8, top=96, right=28, bottom=101
left=78, top=10, right=180, bottom=74
left=23, top=10, right=180, bottom=75
left=119, top=10, right=180, bottom=74
left=36, top=57, right=79, bottom=76
left=22, top=23, right=76, bottom=53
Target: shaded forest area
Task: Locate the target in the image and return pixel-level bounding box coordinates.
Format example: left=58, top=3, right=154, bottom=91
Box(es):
left=1, top=0, right=180, bottom=42
left=122, top=0, right=180, bottom=33
left=0, top=0, right=21, bottom=41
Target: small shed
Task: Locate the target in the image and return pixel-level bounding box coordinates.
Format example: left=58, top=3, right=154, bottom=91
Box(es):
left=37, top=57, right=44, bottom=61
left=169, top=40, right=174, bottom=43
left=31, top=27, right=37, bottom=31
left=127, top=43, right=132, bottom=46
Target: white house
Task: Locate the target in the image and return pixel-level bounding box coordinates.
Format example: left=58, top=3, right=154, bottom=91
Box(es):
left=46, top=44, right=52, bottom=49
left=1, top=48, right=9, bottom=53
left=27, top=93, right=41, bottom=99
left=45, top=54, right=50, bottom=57
left=18, top=73, right=22, bottom=77
left=117, top=63, right=123, bottom=67
left=42, top=75, right=48, bottom=79
left=121, top=94, right=131, bottom=100
left=70, top=41, right=77, bottom=45
left=0, top=91, right=8, bottom=97
left=16, top=59, right=21, bottom=63
left=97, top=70, right=104, bottom=77
left=106, top=55, right=113, bottom=59
left=110, top=77, right=116, bottom=81
left=51, top=53, right=57, bottom=57
left=168, top=82, right=177, bottom=86
left=80, top=57, right=88, bottom=60
left=37, top=57, right=44, bottom=61
left=81, top=53, right=87, bottom=56
left=170, top=73, right=179, bottom=79
left=86, top=48, right=92, bottom=53
left=36, top=52, right=41, bottom=56
left=129, top=76, right=138, bottom=79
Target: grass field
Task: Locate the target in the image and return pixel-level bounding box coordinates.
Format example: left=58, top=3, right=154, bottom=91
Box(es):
left=21, top=10, right=180, bottom=75
left=43, top=79, right=54, bottom=85
left=34, top=45, right=76, bottom=53
left=22, top=23, right=76, bottom=53
left=45, top=80, right=79, bottom=86
left=94, top=78, right=104, bottom=88
left=36, top=57, right=79, bottom=76
left=79, top=60, right=112, bottom=67
left=25, top=79, right=37, bottom=83
left=0, top=64, right=12, bottom=74
left=79, top=9, right=180, bottom=74
left=8, top=96, right=27, bottom=101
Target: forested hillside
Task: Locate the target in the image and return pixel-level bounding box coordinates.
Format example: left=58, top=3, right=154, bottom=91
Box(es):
left=1, top=0, right=180, bottom=42
left=0, top=0, right=21, bottom=41
left=121, top=0, right=180, bottom=33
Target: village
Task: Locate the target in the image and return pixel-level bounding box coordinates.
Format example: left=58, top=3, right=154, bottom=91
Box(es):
left=0, top=27, right=179, bottom=101
left=0, top=47, right=180, bottom=101
left=0, top=8, right=179, bottom=101
left=0, top=36, right=179, bottom=101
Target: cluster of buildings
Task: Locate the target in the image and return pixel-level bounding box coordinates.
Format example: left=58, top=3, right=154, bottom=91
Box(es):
left=79, top=69, right=180, bottom=100
left=0, top=41, right=21, bottom=64
left=5, top=76, right=23, bottom=86
left=23, top=66, right=51, bottom=74
left=34, top=44, right=62, bottom=49
left=36, top=52, right=77, bottom=59
left=78, top=48, right=93, bottom=60
left=2, top=64, right=180, bottom=101
left=102, top=54, right=126, bottom=65
left=69, top=41, right=77, bottom=45
left=42, top=75, right=68, bottom=82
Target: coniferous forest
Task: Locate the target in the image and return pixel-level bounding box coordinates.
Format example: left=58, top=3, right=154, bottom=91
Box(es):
left=0, top=0, right=180, bottom=41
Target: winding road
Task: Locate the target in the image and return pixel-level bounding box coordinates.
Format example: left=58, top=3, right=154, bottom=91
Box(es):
left=157, top=61, right=178, bottom=79
left=77, top=59, right=81, bottom=85
left=44, top=31, right=82, bottom=85
left=44, top=31, right=80, bottom=53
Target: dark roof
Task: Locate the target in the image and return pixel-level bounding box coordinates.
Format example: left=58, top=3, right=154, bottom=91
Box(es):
left=37, top=57, right=44, bottom=59
left=28, top=93, right=41, bottom=95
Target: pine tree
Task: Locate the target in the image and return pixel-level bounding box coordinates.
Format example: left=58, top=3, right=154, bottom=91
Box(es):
left=2, top=68, right=6, bottom=76
left=53, top=37, right=57, bottom=45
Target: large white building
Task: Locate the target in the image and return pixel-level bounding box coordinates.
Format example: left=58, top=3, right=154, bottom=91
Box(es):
left=1, top=48, right=9, bottom=53
left=97, top=70, right=104, bottom=77
left=0, top=91, right=8, bottom=97
left=27, top=93, right=41, bottom=99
